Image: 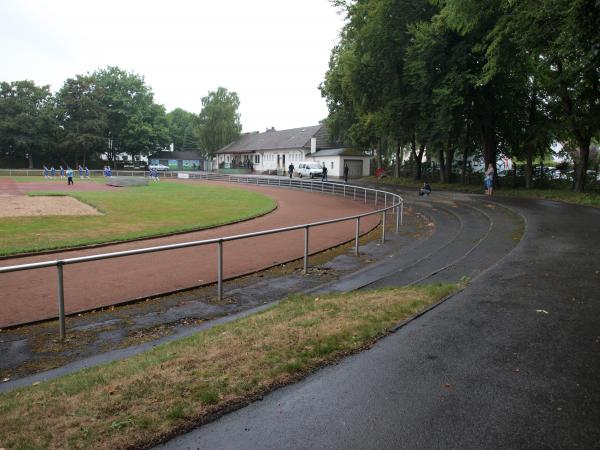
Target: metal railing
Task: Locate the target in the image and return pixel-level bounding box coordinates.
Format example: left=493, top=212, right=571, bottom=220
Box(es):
left=0, top=173, right=403, bottom=338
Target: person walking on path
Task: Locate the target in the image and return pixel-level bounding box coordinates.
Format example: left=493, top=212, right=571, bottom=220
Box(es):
left=321, top=164, right=328, bottom=182
left=343, top=164, right=349, bottom=184
left=66, top=167, right=74, bottom=185
left=288, top=163, right=295, bottom=179
left=484, top=163, right=495, bottom=196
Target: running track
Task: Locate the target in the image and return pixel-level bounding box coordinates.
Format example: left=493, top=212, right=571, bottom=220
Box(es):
left=0, top=180, right=380, bottom=327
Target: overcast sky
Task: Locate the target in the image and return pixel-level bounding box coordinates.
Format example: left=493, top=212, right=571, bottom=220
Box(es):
left=1, top=0, right=345, bottom=132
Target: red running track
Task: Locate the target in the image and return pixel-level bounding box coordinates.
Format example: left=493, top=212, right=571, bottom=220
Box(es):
left=0, top=180, right=380, bottom=327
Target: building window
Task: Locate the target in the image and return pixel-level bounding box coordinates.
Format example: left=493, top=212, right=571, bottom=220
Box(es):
left=331, top=162, right=334, bottom=169
left=226, top=156, right=230, bottom=163
left=255, top=154, right=260, bottom=164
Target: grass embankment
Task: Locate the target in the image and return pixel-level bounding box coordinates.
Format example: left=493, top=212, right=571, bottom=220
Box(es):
left=0, top=182, right=276, bottom=256
left=0, top=284, right=459, bottom=450
left=365, top=176, right=600, bottom=207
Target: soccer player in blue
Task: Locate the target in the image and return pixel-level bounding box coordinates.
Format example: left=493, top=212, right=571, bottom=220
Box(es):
left=85, top=166, right=90, bottom=178
left=50, top=166, right=55, bottom=178
left=78, top=165, right=83, bottom=179
left=60, top=166, right=65, bottom=179
left=43, top=166, right=49, bottom=178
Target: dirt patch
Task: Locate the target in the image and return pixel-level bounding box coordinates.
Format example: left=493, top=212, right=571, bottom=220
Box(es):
left=0, top=196, right=102, bottom=218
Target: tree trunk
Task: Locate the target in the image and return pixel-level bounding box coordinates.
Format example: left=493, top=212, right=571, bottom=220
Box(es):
left=480, top=122, right=497, bottom=186
left=462, top=148, right=468, bottom=184
left=574, top=137, right=591, bottom=192
left=28, top=154, right=34, bottom=169
left=525, top=149, right=533, bottom=189
left=377, top=139, right=383, bottom=169
left=394, top=141, right=401, bottom=178
left=438, top=147, right=446, bottom=183
left=410, top=132, right=424, bottom=180
left=444, top=147, right=454, bottom=184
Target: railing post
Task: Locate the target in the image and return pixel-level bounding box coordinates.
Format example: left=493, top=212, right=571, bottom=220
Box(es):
left=303, top=226, right=309, bottom=273
left=364, top=189, right=367, bottom=203
left=355, top=217, right=360, bottom=256
left=353, top=187, right=356, bottom=200
left=217, top=240, right=223, bottom=301
left=56, top=262, right=66, bottom=340
left=343, top=185, right=346, bottom=197
left=375, top=191, right=378, bottom=207
left=396, top=204, right=400, bottom=233
left=401, top=201, right=404, bottom=225
left=381, top=211, right=386, bottom=243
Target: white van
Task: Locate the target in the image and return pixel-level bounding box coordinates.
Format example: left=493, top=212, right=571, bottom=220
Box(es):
left=297, top=162, right=323, bottom=178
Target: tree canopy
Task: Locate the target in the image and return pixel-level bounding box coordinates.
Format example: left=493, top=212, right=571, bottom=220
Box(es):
left=321, top=0, right=600, bottom=191
left=0, top=68, right=242, bottom=168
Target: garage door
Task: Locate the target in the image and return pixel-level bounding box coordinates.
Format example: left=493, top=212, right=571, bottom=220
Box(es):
left=344, top=159, right=363, bottom=178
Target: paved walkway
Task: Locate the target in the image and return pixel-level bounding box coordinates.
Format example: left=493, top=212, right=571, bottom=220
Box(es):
left=157, top=194, right=600, bottom=449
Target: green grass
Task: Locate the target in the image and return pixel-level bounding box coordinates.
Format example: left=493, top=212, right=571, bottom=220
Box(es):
left=0, top=182, right=276, bottom=256
left=364, top=176, right=600, bottom=207
left=0, top=283, right=459, bottom=450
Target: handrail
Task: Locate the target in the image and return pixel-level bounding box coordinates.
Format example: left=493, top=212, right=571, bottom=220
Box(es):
left=0, top=173, right=403, bottom=338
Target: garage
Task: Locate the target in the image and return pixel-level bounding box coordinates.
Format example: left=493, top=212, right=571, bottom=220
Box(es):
left=344, top=159, right=364, bottom=178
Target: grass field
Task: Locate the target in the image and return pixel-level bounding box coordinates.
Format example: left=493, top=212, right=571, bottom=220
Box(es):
left=0, top=182, right=277, bottom=256
left=366, top=176, right=600, bottom=207
left=0, top=283, right=459, bottom=450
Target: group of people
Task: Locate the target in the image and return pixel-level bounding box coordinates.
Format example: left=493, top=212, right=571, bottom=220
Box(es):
left=418, top=163, right=495, bottom=197
left=286, top=163, right=351, bottom=183
left=148, top=167, right=161, bottom=181
left=43, top=165, right=90, bottom=185
left=102, top=166, right=112, bottom=178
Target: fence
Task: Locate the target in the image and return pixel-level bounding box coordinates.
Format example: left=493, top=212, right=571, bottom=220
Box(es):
left=0, top=173, right=403, bottom=338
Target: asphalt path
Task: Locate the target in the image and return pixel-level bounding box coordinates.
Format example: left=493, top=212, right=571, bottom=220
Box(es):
left=0, top=181, right=379, bottom=327
left=158, top=195, right=600, bottom=449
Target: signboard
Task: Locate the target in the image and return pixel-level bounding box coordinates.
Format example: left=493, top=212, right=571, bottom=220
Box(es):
left=177, top=173, right=190, bottom=179
left=182, top=160, right=200, bottom=170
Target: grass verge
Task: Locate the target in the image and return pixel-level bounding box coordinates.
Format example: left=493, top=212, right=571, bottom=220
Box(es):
left=0, top=283, right=459, bottom=450
left=0, top=182, right=276, bottom=256
left=364, top=176, right=600, bottom=207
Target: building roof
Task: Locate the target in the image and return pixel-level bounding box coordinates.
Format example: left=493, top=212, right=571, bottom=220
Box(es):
left=310, top=148, right=370, bottom=158
left=216, top=125, right=338, bottom=154
left=148, top=151, right=204, bottom=160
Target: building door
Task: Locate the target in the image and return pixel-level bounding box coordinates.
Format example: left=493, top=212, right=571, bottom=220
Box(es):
left=277, top=155, right=280, bottom=168
left=282, top=154, right=286, bottom=169
left=344, top=159, right=363, bottom=178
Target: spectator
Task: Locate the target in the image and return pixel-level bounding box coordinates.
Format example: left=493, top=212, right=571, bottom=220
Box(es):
left=419, top=180, right=432, bottom=196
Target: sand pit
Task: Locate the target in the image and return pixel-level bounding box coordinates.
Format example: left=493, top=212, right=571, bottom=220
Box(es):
left=0, top=196, right=102, bottom=218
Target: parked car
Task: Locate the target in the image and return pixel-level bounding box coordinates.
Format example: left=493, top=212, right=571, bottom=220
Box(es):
left=297, top=162, right=323, bottom=178
left=149, top=164, right=169, bottom=171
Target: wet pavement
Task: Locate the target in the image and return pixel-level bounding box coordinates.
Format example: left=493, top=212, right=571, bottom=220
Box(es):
left=155, top=193, right=600, bottom=449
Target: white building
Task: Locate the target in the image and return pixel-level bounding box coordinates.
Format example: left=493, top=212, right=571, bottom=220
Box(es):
left=215, top=125, right=371, bottom=178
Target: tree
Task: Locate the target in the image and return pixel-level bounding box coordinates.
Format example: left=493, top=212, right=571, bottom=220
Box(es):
left=196, top=87, right=242, bottom=157
left=167, top=108, right=200, bottom=152
left=56, top=75, right=107, bottom=166
left=442, top=0, right=600, bottom=192
left=93, top=66, right=169, bottom=162
left=0, top=81, right=56, bottom=168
